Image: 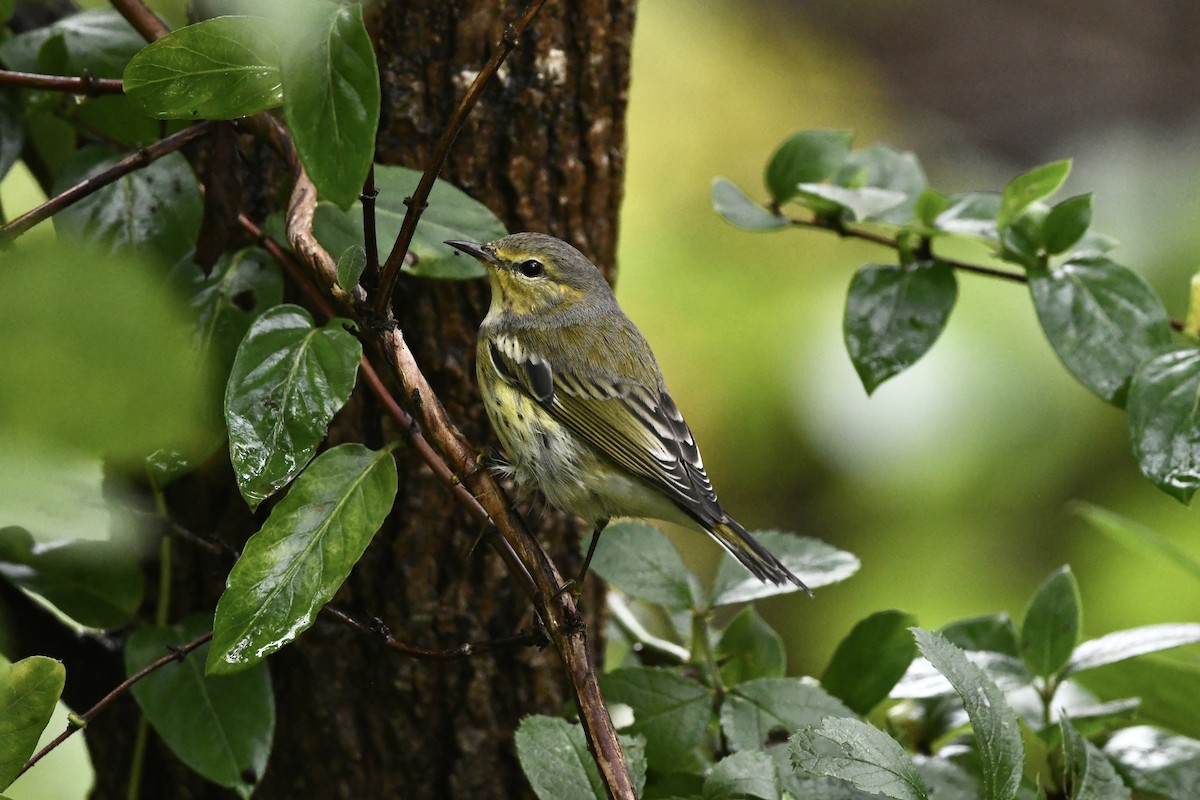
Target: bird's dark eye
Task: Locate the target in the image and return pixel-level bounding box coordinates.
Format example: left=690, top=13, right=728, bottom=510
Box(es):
left=517, top=259, right=545, bottom=278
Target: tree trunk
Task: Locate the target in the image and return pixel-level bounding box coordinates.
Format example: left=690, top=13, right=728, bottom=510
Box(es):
left=61, top=1, right=637, bottom=797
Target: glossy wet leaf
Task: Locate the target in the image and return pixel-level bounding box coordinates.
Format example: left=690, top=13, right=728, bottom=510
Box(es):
left=0, top=656, right=65, bottom=790
left=998, top=159, right=1070, bottom=228
left=1075, top=655, right=1200, bottom=741
left=207, top=443, right=397, bottom=674
left=600, top=667, right=711, bottom=766
left=717, top=607, right=787, bottom=686
left=225, top=305, right=362, bottom=509
left=844, top=260, right=957, bottom=394
left=705, top=750, right=779, bottom=800
left=1020, top=566, right=1081, bottom=678
left=1028, top=256, right=1172, bottom=406
left=128, top=614, right=272, bottom=798
left=795, top=184, right=908, bottom=222
left=913, top=629, right=1022, bottom=800
left=1061, top=718, right=1131, bottom=799
left=52, top=145, right=204, bottom=266
left=791, top=718, right=928, bottom=800
left=312, top=164, right=507, bottom=279
left=282, top=1, right=379, bottom=209
left=0, top=526, right=143, bottom=630
left=515, top=716, right=646, bottom=800
left=822, top=610, right=918, bottom=714
left=710, top=531, right=859, bottom=606
left=720, top=678, right=854, bottom=753
left=1105, top=726, right=1200, bottom=799
left=712, top=177, right=789, bottom=230
left=0, top=9, right=144, bottom=77
left=764, top=129, right=854, bottom=204
left=836, top=143, right=927, bottom=224
left=939, top=613, right=1020, bottom=656
left=1127, top=348, right=1200, bottom=502
left=1065, top=623, right=1200, bottom=675
left=584, top=522, right=696, bottom=611
left=934, top=192, right=1001, bottom=240
left=123, top=16, right=283, bottom=120
left=1042, top=194, right=1092, bottom=255
left=892, top=651, right=1031, bottom=701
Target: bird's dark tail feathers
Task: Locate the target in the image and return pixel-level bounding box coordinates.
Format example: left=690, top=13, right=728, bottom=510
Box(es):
left=708, top=519, right=813, bottom=596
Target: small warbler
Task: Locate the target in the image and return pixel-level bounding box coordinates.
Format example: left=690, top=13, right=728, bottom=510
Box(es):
left=447, top=233, right=808, bottom=591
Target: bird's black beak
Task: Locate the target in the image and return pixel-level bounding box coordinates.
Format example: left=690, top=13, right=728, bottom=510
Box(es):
left=445, top=239, right=500, bottom=266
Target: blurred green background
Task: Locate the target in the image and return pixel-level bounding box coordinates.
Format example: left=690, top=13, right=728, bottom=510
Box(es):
left=614, top=0, right=1200, bottom=676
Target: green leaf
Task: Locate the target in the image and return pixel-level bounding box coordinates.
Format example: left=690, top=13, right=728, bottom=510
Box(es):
left=720, top=678, right=854, bottom=753
left=836, top=144, right=927, bottom=224
left=790, top=718, right=928, bottom=800
left=912, top=756, right=978, bottom=799
left=912, top=629, right=1023, bottom=800
left=51, top=145, right=204, bottom=266
left=998, top=206, right=1046, bottom=269
left=717, top=607, right=787, bottom=686
left=913, top=189, right=950, bottom=230
left=584, top=522, right=696, bottom=611
left=1105, top=726, right=1200, bottom=799
left=0, top=90, right=24, bottom=183
left=1019, top=566, right=1081, bottom=678
left=599, top=667, right=711, bottom=767
left=1127, top=348, right=1200, bottom=502
left=0, top=527, right=143, bottom=630
left=939, top=614, right=1020, bottom=657
left=127, top=614, right=272, bottom=798
left=705, top=750, right=780, bottom=800
left=282, top=2, right=379, bottom=209
left=1028, top=256, right=1172, bottom=406
left=934, top=192, right=1001, bottom=240
left=0, top=656, right=65, bottom=791
left=515, top=716, right=646, bottom=800
left=207, top=443, right=397, bottom=674
left=0, top=9, right=145, bottom=77
left=1061, top=717, right=1131, bottom=800
left=1065, top=623, right=1200, bottom=675
left=998, top=159, right=1071, bottom=228
left=821, top=610, right=918, bottom=715
left=891, top=651, right=1031, bottom=700
left=1042, top=194, right=1093, bottom=255
left=123, top=16, right=283, bottom=120
left=709, top=531, right=858, bottom=607
left=1069, top=501, right=1200, bottom=581
left=843, top=260, right=957, bottom=394
left=764, top=130, right=854, bottom=205
left=313, top=164, right=507, bottom=280
left=795, top=184, right=908, bottom=222
left=224, top=305, right=362, bottom=509
left=711, top=177, right=789, bottom=231
left=336, top=245, right=369, bottom=294
left=1075, top=655, right=1200, bottom=741
left=0, top=0, right=13, bottom=25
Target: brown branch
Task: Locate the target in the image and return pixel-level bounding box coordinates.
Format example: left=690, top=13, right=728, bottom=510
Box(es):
left=372, top=0, right=552, bottom=315
left=110, top=0, right=171, bottom=41
left=0, top=122, right=214, bottom=242
left=0, top=69, right=124, bottom=95
left=20, top=632, right=212, bottom=777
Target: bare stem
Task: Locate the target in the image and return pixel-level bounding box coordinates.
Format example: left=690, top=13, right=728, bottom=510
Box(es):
left=110, top=0, right=171, bottom=41
left=0, top=69, right=123, bottom=95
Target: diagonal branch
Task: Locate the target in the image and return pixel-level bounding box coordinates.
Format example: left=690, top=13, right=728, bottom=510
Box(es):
left=0, top=69, right=124, bottom=94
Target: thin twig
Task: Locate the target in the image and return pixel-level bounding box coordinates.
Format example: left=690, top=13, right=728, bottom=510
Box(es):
left=323, top=605, right=546, bottom=659
left=110, top=0, right=171, bottom=41
left=361, top=165, right=381, bottom=292
left=20, top=632, right=213, bottom=777
left=0, top=69, right=123, bottom=95
left=372, top=0, right=551, bottom=314
left=0, top=122, right=214, bottom=242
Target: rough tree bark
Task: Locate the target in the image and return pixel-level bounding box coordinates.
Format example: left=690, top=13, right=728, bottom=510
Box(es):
left=14, top=1, right=637, bottom=798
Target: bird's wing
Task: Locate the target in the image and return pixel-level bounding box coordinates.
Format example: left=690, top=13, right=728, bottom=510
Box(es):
left=486, top=334, right=724, bottom=525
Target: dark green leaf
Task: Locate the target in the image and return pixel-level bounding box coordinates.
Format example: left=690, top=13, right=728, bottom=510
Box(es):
left=0, top=0, right=13, bottom=24
left=1127, top=348, right=1200, bottom=502
left=600, top=667, right=711, bottom=767
left=1042, top=194, right=1093, bottom=255
left=207, top=443, right=397, bottom=674
left=790, top=718, right=928, bottom=800
left=913, top=190, right=950, bottom=230
left=336, top=245, right=368, bottom=294
left=1075, top=655, right=1200, bottom=741
left=712, top=177, right=789, bottom=231
left=1028, top=256, right=1172, bottom=406
left=282, top=2, right=379, bottom=208
left=704, top=750, right=779, bottom=800
left=822, top=610, right=918, bottom=714
left=1105, top=726, right=1200, bottom=799
left=0, top=527, right=143, bottom=630
left=68, top=94, right=188, bottom=148
left=717, top=607, right=787, bottom=686
left=1069, top=501, right=1200, bottom=581
left=1065, top=623, right=1200, bottom=675
left=709, top=531, right=858, bottom=607
left=127, top=614, right=272, bottom=798
left=0, top=9, right=145, bottom=77
left=515, top=716, right=646, bottom=800
left=1061, top=717, right=1131, bottom=800
left=764, top=130, right=854, bottom=204
left=795, top=184, right=908, bottom=222
left=998, top=208, right=1045, bottom=269
left=224, top=305, right=362, bottom=508
left=720, top=678, right=854, bottom=753
left=0, top=90, right=24, bottom=183
left=912, top=629, right=1023, bottom=800
left=934, top=192, right=1000, bottom=240
left=836, top=144, right=927, bottom=224
left=51, top=145, right=203, bottom=266
left=1019, top=566, right=1081, bottom=678
left=584, top=522, right=696, bottom=611
left=939, top=614, right=1020, bottom=656
left=843, top=260, right=957, bottom=394
left=998, top=159, right=1071, bottom=228
left=123, top=16, right=283, bottom=120
left=0, top=655, right=65, bottom=791
left=313, top=164, right=507, bottom=280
